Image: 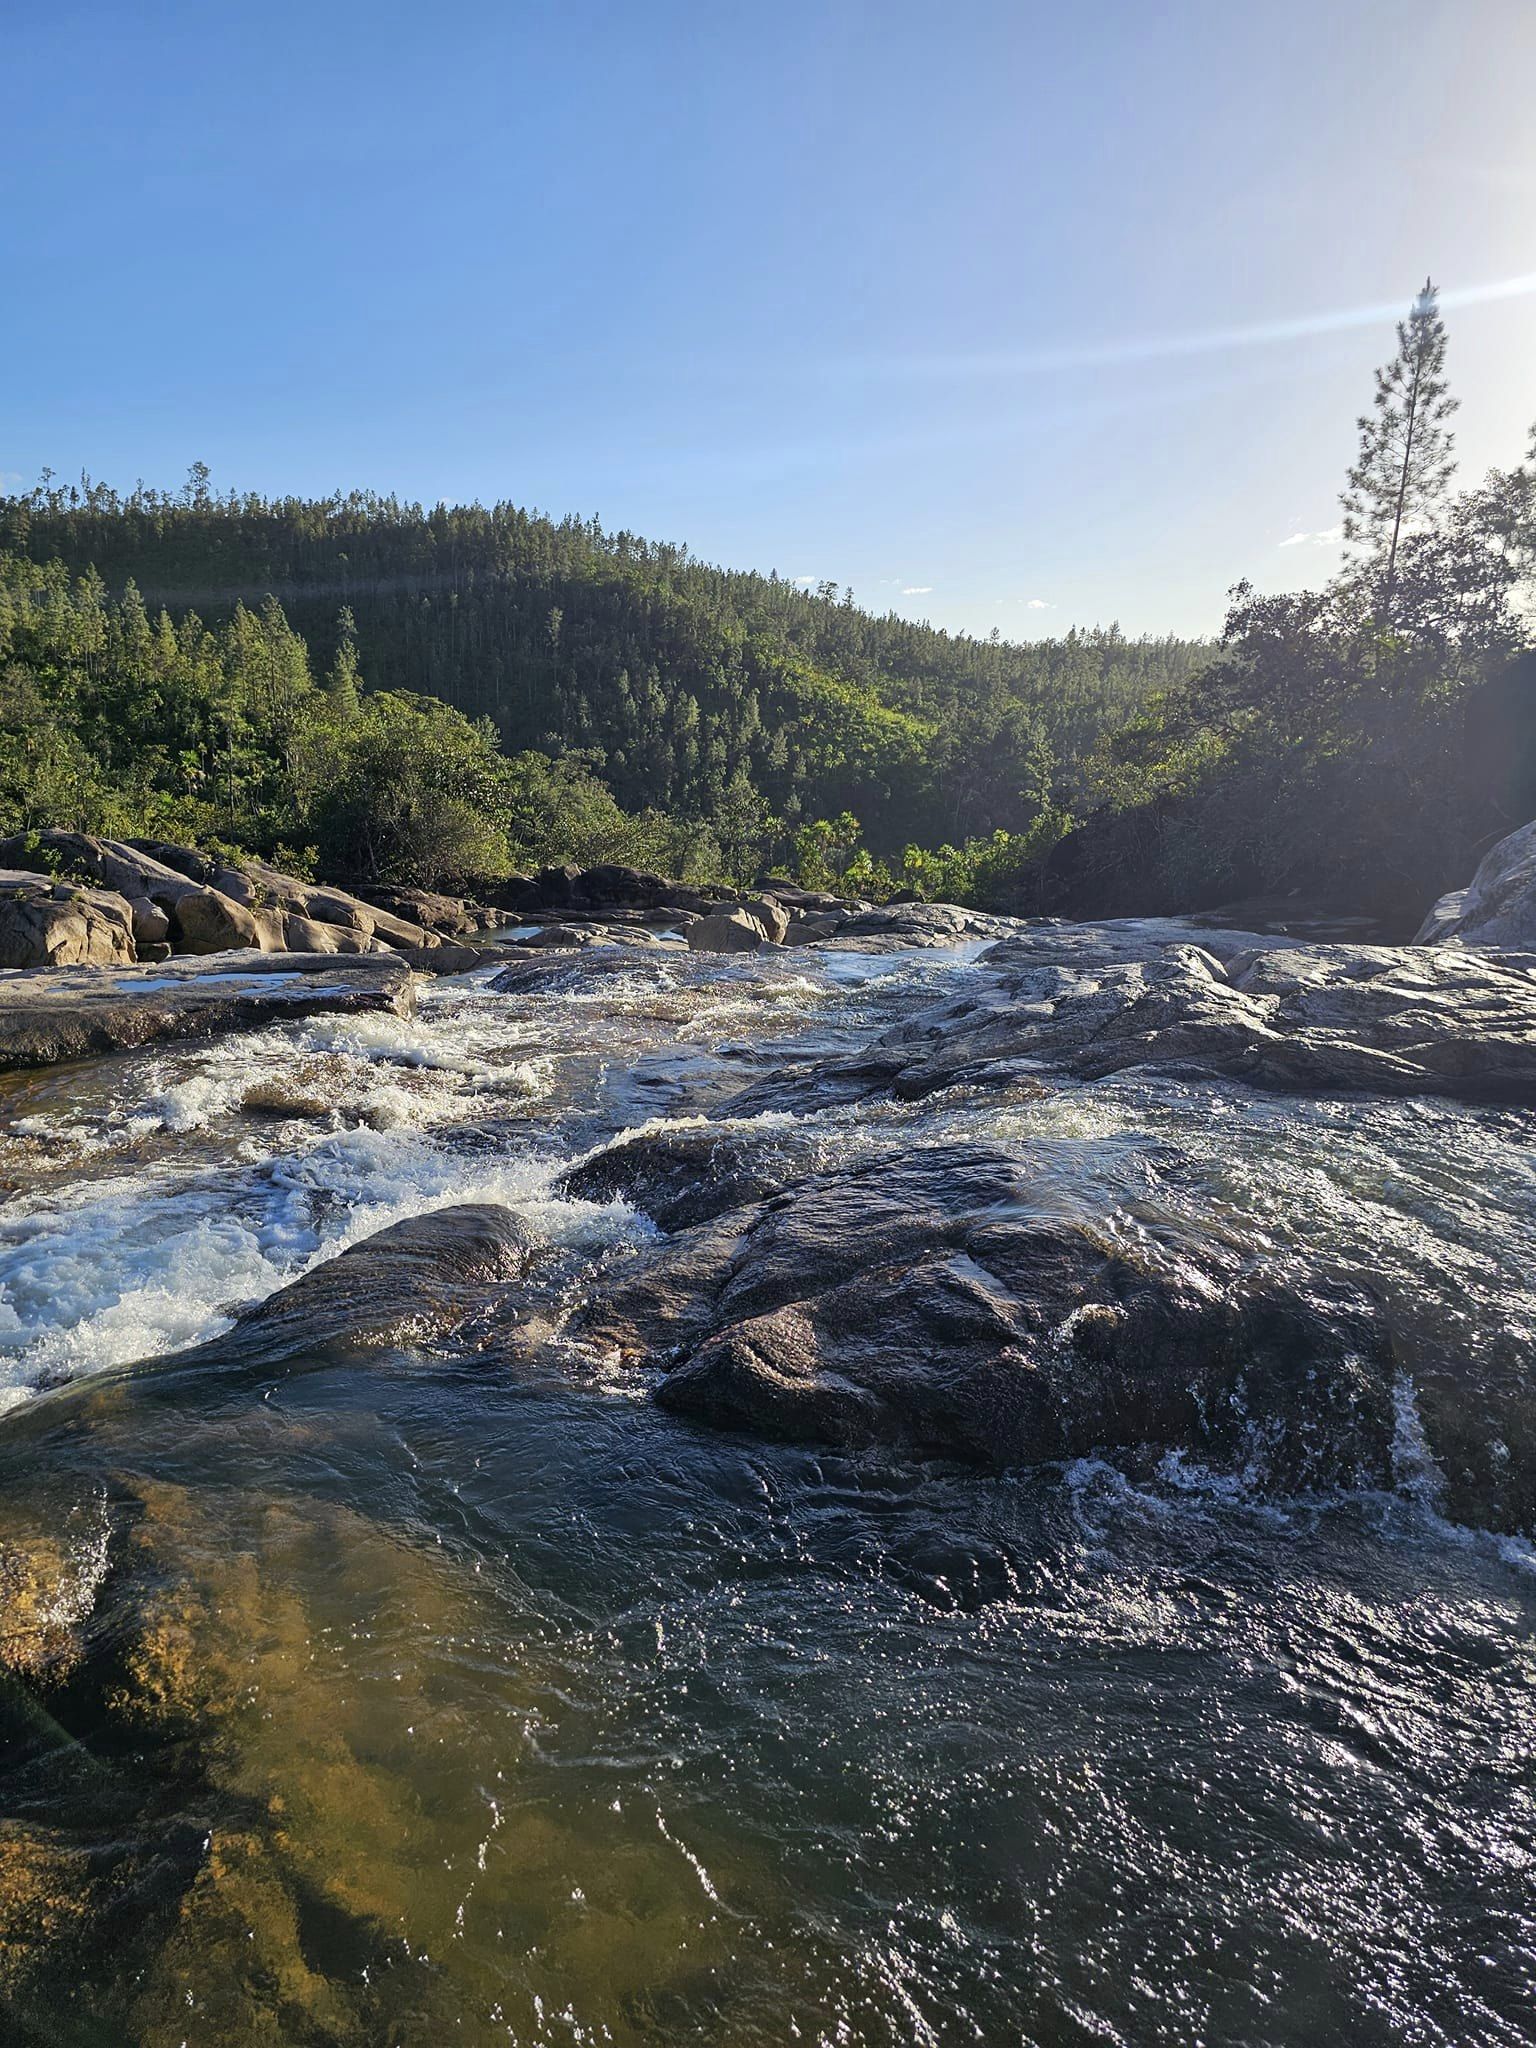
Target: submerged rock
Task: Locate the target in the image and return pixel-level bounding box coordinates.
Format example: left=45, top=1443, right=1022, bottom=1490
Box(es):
left=1417, top=817, right=1536, bottom=949
left=573, top=1144, right=1396, bottom=1495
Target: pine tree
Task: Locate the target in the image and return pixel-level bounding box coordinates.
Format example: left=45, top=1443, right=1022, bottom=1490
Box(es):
left=1342, top=278, right=1458, bottom=623
left=325, top=605, right=363, bottom=720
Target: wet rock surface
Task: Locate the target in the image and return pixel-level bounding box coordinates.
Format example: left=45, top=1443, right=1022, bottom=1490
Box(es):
left=487, top=943, right=682, bottom=994
left=0, top=903, right=1534, bottom=2045
left=0, top=953, right=415, bottom=1071
left=797, top=899, right=1014, bottom=950
left=558, top=1123, right=811, bottom=1230
left=572, top=1144, right=1398, bottom=1494
left=159, top=1204, right=539, bottom=1370
left=721, top=925, right=1536, bottom=1114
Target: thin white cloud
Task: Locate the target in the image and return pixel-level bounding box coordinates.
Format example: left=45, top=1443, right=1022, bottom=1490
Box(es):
left=790, top=573, right=818, bottom=585
left=1279, top=525, right=1343, bottom=548
left=842, top=271, right=1536, bottom=381
left=901, top=584, right=933, bottom=595
left=1026, top=597, right=1052, bottom=610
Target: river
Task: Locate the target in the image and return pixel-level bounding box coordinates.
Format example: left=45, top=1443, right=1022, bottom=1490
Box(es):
left=0, top=937, right=1531, bottom=2046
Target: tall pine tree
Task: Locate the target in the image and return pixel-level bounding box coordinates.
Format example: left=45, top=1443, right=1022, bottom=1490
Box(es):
left=1342, top=278, right=1458, bottom=623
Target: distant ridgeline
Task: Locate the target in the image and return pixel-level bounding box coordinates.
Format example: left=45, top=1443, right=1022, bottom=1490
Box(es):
left=4, top=481, right=1201, bottom=852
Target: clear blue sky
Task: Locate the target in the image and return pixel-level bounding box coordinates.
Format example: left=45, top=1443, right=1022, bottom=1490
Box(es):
left=6, top=0, right=1534, bottom=638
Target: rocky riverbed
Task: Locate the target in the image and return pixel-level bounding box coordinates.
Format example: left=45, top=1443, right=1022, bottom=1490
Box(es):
left=0, top=850, right=1533, bottom=2045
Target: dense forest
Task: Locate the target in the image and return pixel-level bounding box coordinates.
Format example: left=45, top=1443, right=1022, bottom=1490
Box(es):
left=1, top=478, right=1198, bottom=860
left=3, top=282, right=1533, bottom=918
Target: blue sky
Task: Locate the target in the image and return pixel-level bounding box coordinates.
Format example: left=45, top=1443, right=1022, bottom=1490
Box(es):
left=5, top=0, right=1534, bottom=637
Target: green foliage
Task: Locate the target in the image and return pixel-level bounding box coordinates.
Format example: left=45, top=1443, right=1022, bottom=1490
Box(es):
left=309, top=693, right=516, bottom=886
left=3, top=477, right=1203, bottom=855
left=1342, top=279, right=1458, bottom=623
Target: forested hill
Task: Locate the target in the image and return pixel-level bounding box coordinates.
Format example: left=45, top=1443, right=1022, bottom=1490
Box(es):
left=3, top=480, right=1204, bottom=851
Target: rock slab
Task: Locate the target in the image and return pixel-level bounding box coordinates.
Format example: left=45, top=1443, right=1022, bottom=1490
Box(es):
left=1417, top=818, right=1536, bottom=949
left=0, top=953, right=416, bottom=1072
left=722, top=923, right=1536, bottom=1115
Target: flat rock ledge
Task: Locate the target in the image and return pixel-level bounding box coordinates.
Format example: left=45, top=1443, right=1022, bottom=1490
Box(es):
left=0, top=951, right=415, bottom=1072
left=721, top=924, right=1536, bottom=1115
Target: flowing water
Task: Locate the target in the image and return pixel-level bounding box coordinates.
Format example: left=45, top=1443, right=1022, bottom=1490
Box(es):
left=0, top=940, right=1532, bottom=2046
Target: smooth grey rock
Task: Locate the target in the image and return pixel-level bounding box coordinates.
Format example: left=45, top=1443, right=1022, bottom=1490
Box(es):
left=1417, top=820, right=1536, bottom=949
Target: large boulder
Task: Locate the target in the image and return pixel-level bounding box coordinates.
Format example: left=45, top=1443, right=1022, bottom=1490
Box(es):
left=1417, top=820, right=1536, bottom=949
left=0, top=831, right=205, bottom=911
left=686, top=907, right=776, bottom=953
left=571, top=1145, right=1395, bottom=1497
left=293, top=887, right=374, bottom=936
left=171, top=888, right=264, bottom=954
left=349, top=884, right=506, bottom=935
left=737, top=895, right=790, bottom=944
left=0, top=833, right=446, bottom=957
left=276, top=913, right=342, bottom=954
left=0, top=872, right=137, bottom=968
left=126, top=895, right=172, bottom=948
